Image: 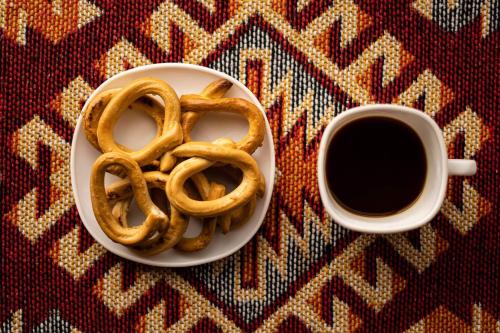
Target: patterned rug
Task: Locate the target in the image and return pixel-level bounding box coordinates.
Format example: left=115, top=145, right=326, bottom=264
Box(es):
left=1, top=0, right=499, bottom=332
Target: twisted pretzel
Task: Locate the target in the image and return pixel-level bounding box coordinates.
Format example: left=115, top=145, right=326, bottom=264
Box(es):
left=130, top=171, right=215, bottom=255
left=156, top=79, right=233, bottom=173
left=108, top=170, right=220, bottom=254
left=199, top=78, right=233, bottom=99
left=107, top=171, right=170, bottom=228
left=108, top=171, right=190, bottom=250
left=210, top=166, right=260, bottom=232
left=167, top=139, right=264, bottom=217
left=109, top=172, right=171, bottom=246
left=175, top=182, right=226, bottom=252
left=97, top=78, right=182, bottom=166
left=90, top=153, right=169, bottom=245
left=180, top=91, right=265, bottom=154
left=84, top=89, right=164, bottom=151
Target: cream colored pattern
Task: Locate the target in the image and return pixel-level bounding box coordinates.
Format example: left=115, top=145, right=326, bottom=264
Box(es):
left=50, top=225, right=107, bottom=280
left=0, top=0, right=101, bottom=46
left=301, top=0, right=368, bottom=48
left=94, top=262, right=163, bottom=317
left=385, top=225, right=448, bottom=273
left=233, top=204, right=332, bottom=301
left=339, top=32, right=414, bottom=102
left=413, top=0, right=497, bottom=38
left=8, top=309, right=22, bottom=333
left=395, top=69, right=454, bottom=117
left=137, top=272, right=242, bottom=332
left=198, top=0, right=216, bottom=13
left=441, top=108, right=492, bottom=235
left=334, top=236, right=407, bottom=312
left=51, top=76, right=94, bottom=128
left=148, top=1, right=210, bottom=55
left=404, top=304, right=500, bottom=332
left=77, top=0, right=102, bottom=29
left=98, top=37, right=152, bottom=79
left=9, top=116, right=73, bottom=243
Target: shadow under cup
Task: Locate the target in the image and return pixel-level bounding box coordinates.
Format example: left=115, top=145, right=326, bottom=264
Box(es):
left=319, top=107, right=448, bottom=234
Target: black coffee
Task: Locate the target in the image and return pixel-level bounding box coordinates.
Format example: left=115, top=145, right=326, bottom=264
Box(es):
left=326, top=117, right=427, bottom=216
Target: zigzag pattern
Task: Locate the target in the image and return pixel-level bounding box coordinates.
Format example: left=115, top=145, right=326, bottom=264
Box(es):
left=1, top=0, right=498, bottom=331
left=412, top=0, right=499, bottom=38
left=0, top=0, right=101, bottom=45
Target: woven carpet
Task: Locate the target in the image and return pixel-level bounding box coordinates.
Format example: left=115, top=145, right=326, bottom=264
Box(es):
left=1, top=0, right=499, bottom=332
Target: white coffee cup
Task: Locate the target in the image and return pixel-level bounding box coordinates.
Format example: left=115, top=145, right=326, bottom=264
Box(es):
left=318, top=104, right=477, bottom=233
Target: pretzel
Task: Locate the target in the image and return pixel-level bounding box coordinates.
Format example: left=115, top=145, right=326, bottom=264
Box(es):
left=180, top=91, right=265, bottom=155
left=90, top=153, right=169, bottom=245
left=97, top=78, right=183, bottom=166
left=107, top=171, right=170, bottom=227
left=207, top=165, right=265, bottom=234
left=157, top=79, right=233, bottom=173
left=209, top=166, right=260, bottom=232
left=111, top=171, right=215, bottom=254
left=84, top=89, right=164, bottom=151
left=108, top=171, right=178, bottom=248
left=175, top=182, right=226, bottom=252
left=229, top=195, right=257, bottom=229
left=167, top=139, right=264, bottom=217
left=131, top=171, right=214, bottom=255
left=86, top=78, right=267, bottom=256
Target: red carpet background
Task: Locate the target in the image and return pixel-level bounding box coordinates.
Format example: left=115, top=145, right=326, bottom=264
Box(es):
left=1, top=0, right=499, bottom=332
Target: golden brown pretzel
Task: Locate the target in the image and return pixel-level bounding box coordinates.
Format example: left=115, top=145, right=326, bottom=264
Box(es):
left=167, top=140, right=264, bottom=217
left=97, top=78, right=182, bottom=166
left=175, top=182, right=226, bottom=252
left=180, top=91, right=265, bottom=154
left=157, top=79, right=233, bottom=173
left=84, top=89, right=165, bottom=151
left=229, top=195, right=257, bottom=229
left=90, top=153, right=169, bottom=245
left=200, top=79, right=233, bottom=99
left=107, top=171, right=170, bottom=228
left=108, top=171, right=176, bottom=248
left=111, top=199, right=131, bottom=228
left=131, top=171, right=214, bottom=255
left=209, top=166, right=260, bottom=232
left=107, top=168, right=221, bottom=254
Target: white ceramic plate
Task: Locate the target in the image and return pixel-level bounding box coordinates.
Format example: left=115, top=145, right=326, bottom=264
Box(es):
left=71, top=64, right=275, bottom=267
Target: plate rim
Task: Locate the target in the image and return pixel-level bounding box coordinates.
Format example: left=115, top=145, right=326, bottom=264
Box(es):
left=70, top=63, right=276, bottom=267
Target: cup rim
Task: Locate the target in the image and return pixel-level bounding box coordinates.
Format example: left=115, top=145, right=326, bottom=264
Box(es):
left=318, top=104, right=448, bottom=233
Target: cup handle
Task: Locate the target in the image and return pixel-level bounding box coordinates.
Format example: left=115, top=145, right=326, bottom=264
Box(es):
left=448, top=159, right=477, bottom=176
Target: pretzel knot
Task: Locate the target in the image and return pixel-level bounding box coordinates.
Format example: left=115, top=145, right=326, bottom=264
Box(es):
left=84, top=89, right=165, bottom=152
left=90, top=152, right=169, bottom=245
left=167, top=139, right=265, bottom=217
left=97, top=78, right=183, bottom=166
left=180, top=93, right=265, bottom=154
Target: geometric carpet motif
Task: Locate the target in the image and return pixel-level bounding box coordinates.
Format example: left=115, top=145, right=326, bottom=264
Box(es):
left=1, top=0, right=499, bottom=331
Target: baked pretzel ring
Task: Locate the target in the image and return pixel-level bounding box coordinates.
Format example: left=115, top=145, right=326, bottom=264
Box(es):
left=199, top=79, right=233, bottom=99
left=157, top=79, right=233, bottom=173
left=130, top=171, right=214, bottom=255
left=108, top=171, right=176, bottom=248
left=84, top=89, right=165, bottom=152
left=175, top=182, right=226, bottom=252
left=97, top=78, right=182, bottom=166
left=108, top=171, right=169, bottom=227
left=229, top=195, right=257, bottom=229
left=180, top=94, right=265, bottom=154
left=90, top=152, right=169, bottom=245
left=210, top=166, right=260, bottom=232
left=167, top=140, right=264, bottom=217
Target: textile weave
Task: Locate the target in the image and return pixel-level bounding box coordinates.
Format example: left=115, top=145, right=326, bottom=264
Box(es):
left=1, top=0, right=499, bottom=332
